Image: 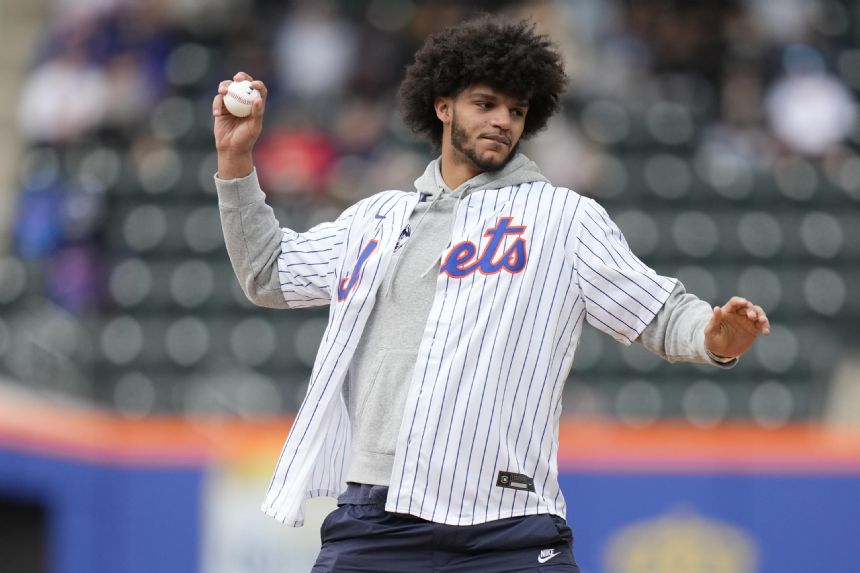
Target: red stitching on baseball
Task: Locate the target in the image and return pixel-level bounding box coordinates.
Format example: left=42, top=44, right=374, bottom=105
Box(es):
left=228, top=92, right=255, bottom=106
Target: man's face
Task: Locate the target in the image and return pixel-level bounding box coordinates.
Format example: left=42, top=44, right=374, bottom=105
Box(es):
left=445, top=85, right=529, bottom=172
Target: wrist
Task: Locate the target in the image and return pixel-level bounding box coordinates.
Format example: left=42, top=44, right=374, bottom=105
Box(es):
left=217, top=150, right=254, bottom=180
left=706, top=348, right=737, bottom=363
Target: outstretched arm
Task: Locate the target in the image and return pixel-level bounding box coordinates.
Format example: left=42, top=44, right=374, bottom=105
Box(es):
left=637, top=284, right=769, bottom=366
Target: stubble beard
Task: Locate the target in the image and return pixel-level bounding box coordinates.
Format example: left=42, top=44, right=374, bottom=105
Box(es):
left=451, top=112, right=518, bottom=173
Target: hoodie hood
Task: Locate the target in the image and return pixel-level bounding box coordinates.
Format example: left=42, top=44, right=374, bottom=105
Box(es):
left=413, top=152, right=548, bottom=199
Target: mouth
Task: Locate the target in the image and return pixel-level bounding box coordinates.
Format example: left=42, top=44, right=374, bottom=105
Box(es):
left=481, top=134, right=511, bottom=147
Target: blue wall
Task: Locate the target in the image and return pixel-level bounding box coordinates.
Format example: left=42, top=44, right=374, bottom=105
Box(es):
left=561, top=472, right=860, bottom=573
left=2, top=443, right=858, bottom=573
left=0, top=447, right=203, bottom=573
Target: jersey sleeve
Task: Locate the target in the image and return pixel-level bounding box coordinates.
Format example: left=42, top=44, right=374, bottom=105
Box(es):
left=276, top=206, right=357, bottom=307
left=216, top=168, right=357, bottom=309
left=572, top=198, right=677, bottom=345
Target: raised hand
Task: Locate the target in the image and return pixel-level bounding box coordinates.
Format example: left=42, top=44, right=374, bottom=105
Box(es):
left=703, top=296, right=770, bottom=359
left=213, top=72, right=268, bottom=179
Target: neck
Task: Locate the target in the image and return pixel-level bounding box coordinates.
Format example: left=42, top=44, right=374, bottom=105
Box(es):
left=439, top=142, right=482, bottom=190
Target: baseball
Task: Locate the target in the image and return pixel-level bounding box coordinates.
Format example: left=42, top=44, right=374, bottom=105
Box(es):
left=224, top=80, right=261, bottom=118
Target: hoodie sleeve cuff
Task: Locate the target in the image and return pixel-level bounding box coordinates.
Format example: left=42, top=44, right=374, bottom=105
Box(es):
left=214, top=168, right=266, bottom=209
left=706, top=348, right=739, bottom=368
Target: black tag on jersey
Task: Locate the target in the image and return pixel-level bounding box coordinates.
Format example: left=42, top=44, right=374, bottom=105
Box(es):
left=496, top=471, right=535, bottom=492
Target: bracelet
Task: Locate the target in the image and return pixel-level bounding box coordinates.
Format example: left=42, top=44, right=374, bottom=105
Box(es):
left=706, top=349, right=737, bottom=363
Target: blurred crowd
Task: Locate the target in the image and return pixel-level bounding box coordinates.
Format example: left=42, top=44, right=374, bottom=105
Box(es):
left=11, top=0, right=860, bottom=307
left=2, top=0, right=859, bottom=417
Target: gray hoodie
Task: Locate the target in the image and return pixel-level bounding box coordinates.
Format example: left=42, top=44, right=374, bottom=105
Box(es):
left=215, top=154, right=734, bottom=488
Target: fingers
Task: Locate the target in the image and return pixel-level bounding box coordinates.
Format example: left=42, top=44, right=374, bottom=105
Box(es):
left=250, top=79, right=267, bottom=120
left=231, top=72, right=266, bottom=99
left=720, top=296, right=771, bottom=336
left=703, top=305, right=722, bottom=336
left=723, top=296, right=756, bottom=320
left=722, top=296, right=749, bottom=313
left=752, top=304, right=770, bottom=335
left=212, top=93, right=226, bottom=116
left=250, top=79, right=267, bottom=100
left=224, top=73, right=266, bottom=97
left=214, top=79, right=233, bottom=117
left=251, top=97, right=265, bottom=120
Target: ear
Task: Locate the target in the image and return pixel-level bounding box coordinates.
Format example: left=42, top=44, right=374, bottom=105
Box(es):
left=434, top=96, right=452, bottom=125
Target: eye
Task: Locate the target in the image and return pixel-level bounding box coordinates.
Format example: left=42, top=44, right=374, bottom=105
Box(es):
left=476, top=101, right=492, bottom=110
left=511, top=108, right=525, bottom=117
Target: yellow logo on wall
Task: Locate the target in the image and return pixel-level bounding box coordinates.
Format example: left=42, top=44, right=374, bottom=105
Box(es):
left=604, top=508, right=758, bottom=573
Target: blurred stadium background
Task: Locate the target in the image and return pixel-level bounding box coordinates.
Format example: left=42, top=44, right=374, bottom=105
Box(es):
left=0, top=0, right=858, bottom=572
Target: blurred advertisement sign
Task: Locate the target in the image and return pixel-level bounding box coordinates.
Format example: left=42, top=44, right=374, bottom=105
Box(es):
left=203, top=460, right=334, bottom=573
left=605, top=509, right=757, bottom=573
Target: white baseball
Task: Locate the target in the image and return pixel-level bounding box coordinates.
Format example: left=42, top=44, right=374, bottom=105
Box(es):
left=224, top=80, right=261, bottom=118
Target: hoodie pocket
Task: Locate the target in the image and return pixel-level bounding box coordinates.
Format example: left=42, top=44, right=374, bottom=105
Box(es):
left=353, top=349, right=417, bottom=456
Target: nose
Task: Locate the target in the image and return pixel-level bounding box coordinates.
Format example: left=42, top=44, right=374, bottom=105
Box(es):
left=490, top=106, right=512, bottom=130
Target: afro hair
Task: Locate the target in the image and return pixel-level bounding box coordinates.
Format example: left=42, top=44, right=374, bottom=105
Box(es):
left=398, top=16, right=568, bottom=149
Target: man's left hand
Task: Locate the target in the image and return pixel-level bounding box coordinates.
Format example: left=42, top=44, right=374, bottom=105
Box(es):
left=704, top=296, right=770, bottom=359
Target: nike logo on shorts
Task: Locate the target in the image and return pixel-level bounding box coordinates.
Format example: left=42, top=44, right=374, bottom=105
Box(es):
left=537, top=548, right=561, bottom=563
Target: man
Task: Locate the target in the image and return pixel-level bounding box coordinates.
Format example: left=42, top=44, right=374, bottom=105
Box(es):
left=212, top=17, right=769, bottom=573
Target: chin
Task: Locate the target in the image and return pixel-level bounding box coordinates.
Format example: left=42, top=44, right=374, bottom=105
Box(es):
left=478, top=150, right=512, bottom=170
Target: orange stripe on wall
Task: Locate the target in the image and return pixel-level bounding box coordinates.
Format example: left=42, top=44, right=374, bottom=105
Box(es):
left=0, top=390, right=292, bottom=466
left=556, top=421, right=860, bottom=473
left=2, top=390, right=859, bottom=471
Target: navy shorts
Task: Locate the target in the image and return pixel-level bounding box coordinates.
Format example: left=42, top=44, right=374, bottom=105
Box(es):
left=311, top=484, right=580, bottom=573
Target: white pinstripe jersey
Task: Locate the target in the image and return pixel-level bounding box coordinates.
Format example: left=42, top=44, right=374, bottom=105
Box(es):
left=262, top=181, right=676, bottom=526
